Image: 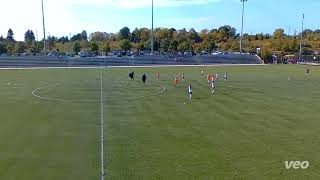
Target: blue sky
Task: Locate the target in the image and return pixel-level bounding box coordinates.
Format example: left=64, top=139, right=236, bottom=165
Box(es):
left=0, top=0, right=319, bottom=40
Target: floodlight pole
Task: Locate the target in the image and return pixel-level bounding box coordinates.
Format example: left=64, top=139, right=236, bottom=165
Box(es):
left=240, top=0, right=247, bottom=54
left=41, top=0, right=46, bottom=55
left=151, top=0, right=154, bottom=55
left=299, top=14, right=304, bottom=62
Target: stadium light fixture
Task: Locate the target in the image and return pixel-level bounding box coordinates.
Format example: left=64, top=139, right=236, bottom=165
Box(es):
left=299, top=14, right=304, bottom=62
left=41, top=0, right=46, bottom=55
left=240, top=0, right=247, bottom=54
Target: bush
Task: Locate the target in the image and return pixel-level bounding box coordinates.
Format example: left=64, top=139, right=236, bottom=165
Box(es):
left=260, top=48, right=273, bottom=64
left=0, top=43, right=7, bottom=54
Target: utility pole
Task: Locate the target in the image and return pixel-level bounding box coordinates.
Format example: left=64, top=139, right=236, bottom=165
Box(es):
left=36, top=29, right=39, bottom=42
left=151, top=0, right=154, bottom=55
left=240, top=0, right=247, bottom=54
left=299, top=14, right=304, bottom=62
left=288, top=26, right=291, bottom=37
left=41, top=0, right=46, bottom=55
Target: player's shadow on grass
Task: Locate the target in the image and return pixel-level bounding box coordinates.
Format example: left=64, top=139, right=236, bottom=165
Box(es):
left=193, top=97, right=207, bottom=100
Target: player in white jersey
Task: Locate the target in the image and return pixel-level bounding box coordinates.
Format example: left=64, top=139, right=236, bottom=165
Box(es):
left=211, top=75, right=216, bottom=94
left=224, top=72, right=228, bottom=82
left=215, top=72, right=219, bottom=81
left=188, top=84, right=192, bottom=99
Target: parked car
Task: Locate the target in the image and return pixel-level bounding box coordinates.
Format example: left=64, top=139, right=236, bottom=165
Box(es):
left=212, top=51, right=222, bottom=55
left=0, top=53, right=9, bottom=57
left=21, top=52, right=31, bottom=56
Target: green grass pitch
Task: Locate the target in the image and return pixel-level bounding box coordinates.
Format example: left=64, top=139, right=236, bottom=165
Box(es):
left=0, top=65, right=319, bottom=179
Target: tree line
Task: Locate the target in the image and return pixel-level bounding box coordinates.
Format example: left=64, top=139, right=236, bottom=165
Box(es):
left=1, top=26, right=320, bottom=60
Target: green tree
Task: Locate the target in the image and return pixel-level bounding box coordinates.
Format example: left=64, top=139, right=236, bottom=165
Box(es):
left=6, top=28, right=15, bottom=42
left=119, top=27, right=131, bottom=40
left=0, top=36, right=4, bottom=42
left=159, top=38, right=171, bottom=52
left=90, top=32, right=108, bottom=41
left=139, top=28, right=150, bottom=42
left=30, top=41, right=41, bottom=53
left=193, top=43, right=203, bottom=53
left=14, top=42, right=27, bottom=53
left=12, top=26, right=320, bottom=56
left=58, top=36, right=69, bottom=44
left=24, top=30, right=35, bottom=43
left=218, top=25, right=236, bottom=40
left=0, top=43, right=7, bottom=54
left=130, top=28, right=139, bottom=43
left=188, top=28, right=201, bottom=43
left=104, top=42, right=111, bottom=54
left=6, top=42, right=15, bottom=54
left=201, top=39, right=215, bottom=52
left=120, top=39, right=131, bottom=51
left=177, top=41, right=191, bottom=52
left=273, top=29, right=285, bottom=39
left=47, top=36, right=56, bottom=51
left=73, top=42, right=81, bottom=53
left=80, top=40, right=89, bottom=49
left=260, top=48, right=273, bottom=63
left=229, top=39, right=239, bottom=51
left=168, top=40, right=178, bottom=52
left=136, top=42, right=145, bottom=51
left=91, top=41, right=99, bottom=52
left=80, top=30, right=88, bottom=41
left=71, top=34, right=81, bottom=41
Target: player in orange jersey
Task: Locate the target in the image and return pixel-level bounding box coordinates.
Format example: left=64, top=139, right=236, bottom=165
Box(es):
left=207, top=73, right=212, bottom=84
left=174, top=76, right=180, bottom=87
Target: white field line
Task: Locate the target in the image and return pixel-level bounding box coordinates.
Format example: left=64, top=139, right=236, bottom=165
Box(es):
left=0, top=64, right=266, bottom=70
left=0, top=66, right=100, bottom=70
left=31, top=82, right=166, bottom=102
left=106, top=64, right=267, bottom=68
left=31, top=85, right=99, bottom=102
left=305, top=62, right=320, bottom=66
left=100, top=67, right=105, bottom=180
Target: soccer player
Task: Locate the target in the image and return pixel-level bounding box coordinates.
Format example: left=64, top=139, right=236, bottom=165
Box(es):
left=142, top=73, right=147, bottom=84
left=306, top=67, right=310, bottom=75
left=224, top=72, right=228, bottom=82
left=215, top=72, right=219, bottom=81
left=182, top=73, right=185, bottom=82
left=207, top=73, right=212, bottom=84
left=129, top=72, right=135, bottom=82
left=156, top=72, right=160, bottom=79
left=211, top=75, right=216, bottom=94
left=201, top=70, right=204, bottom=76
left=175, top=76, right=180, bottom=87
left=188, top=84, right=192, bottom=99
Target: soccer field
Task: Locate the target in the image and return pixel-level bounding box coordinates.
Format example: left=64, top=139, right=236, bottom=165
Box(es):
left=0, top=65, right=319, bottom=179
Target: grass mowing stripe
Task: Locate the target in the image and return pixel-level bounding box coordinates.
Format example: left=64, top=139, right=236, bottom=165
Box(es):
left=100, top=67, right=105, bottom=180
